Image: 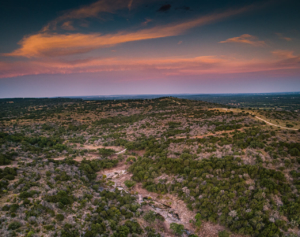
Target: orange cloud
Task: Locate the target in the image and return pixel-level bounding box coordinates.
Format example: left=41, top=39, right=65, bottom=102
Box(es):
left=1, top=52, right=300, bottom=79
left=142, top=18, right=153, bottom=26
left=272, top=50, right=296, bottom=59
left=128, top=0, right=134, bottom=10
left=219, top=34, right=266, bottom=47
left=5, top=6, right=254, bottom=58
left=276, top=33, right=292, bottom=41
left=61, top=21, right=76, bottom=31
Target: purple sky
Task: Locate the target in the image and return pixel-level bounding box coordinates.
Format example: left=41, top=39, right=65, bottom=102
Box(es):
left=0, top=0, right=299, bottom=98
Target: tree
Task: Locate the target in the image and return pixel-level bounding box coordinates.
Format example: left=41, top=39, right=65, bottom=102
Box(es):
left=170, top=223, right=185, bottom=236
left=143, top=211, right=156, bottom=223
left=218, top=230, right=230, bottom=237
left=8, top=221, right=22, bottom=230
left=61, top=224, right=80, bottom=237
left=124, top=180, right=136, bottom=188
left=194, top=213, right=202, bottom=228
left=56, top=214, right=65, bottom=221
left=98, top=148, right=115, bottom=157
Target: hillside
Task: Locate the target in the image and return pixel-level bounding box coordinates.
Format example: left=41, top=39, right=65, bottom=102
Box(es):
left=0, top=97, right=300, bottom=237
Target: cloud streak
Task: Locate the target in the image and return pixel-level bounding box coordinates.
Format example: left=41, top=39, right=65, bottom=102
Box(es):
left=272, top=50, right=296, bottom=59
left=5, top=6, right=255, bottom=58
left=1, top=52, right=300, bottom=79
left=276, top=33, right=292, bottom=41
left=219, top=34, right=266, bottom=47
left=42, top=0, right=131, bottom=32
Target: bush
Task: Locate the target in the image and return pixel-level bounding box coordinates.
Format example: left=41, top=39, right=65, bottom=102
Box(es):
left=4, top=174, right=15, bottom=180
left=61, top=224, right=80, bottom=237
left=44, top=225, right=55, bottom=230
left=124, top=220, right=143, bottom=234
left=26, top=231, right=35, bottom=237
left=45, top=190, right=73, bottom=207
left=8, top=221, right=22, bottom=230
left=126, top=156, right=136, bottom=164
left=195, top=213, right=202, bottom=228
left=124, top=180, right=136, bottom=188
left=19, top=190, right=38, bottom=199
left=143, top=211, right=156, bottom=223
left=98, top=148, right=115, bottom=157
left=10, top=204, right=19, bottom=212
left=2, top=205, right=10, bottom=211
left=56, top=214, right=65, bottom=221
left=170, top=223, right=185, bottom=236
left=23, top=198, right=31, bottom=205
left=218, top=230, right=230, bottom=237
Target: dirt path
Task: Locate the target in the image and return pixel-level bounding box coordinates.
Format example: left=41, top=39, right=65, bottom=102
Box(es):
left=116, top=148, right=127, bottom=154
left=78, top=144, right=124, bottom=151
left=220, top=108, right=298, bottom=130
left=174, top=127, right=244, bottom=140
left=255, top=116, right=298, bottom=130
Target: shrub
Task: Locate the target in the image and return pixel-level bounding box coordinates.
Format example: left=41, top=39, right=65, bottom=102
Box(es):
left=19, top=190, right=38, bottom=199
left=126, top=157, right=136, bottom=164
left=218, top=230, right=230, bottom=237
left=26, top=231, right=35, bottom=237
left=98, top=148, right=115, bottom=157
left=124, top=180, right=136, bottom=188
left=10, top=204, right=19, bottom=212
left=195, top=213, right=202, bottom=228
left=124, top=220, right=143, bottom=234
left=2, top=205, right=10, bottom=211
left=143, top=211, right=156, bottom=223
left=44, top=225, right=55, bottom=230
left=8, top=221, right=22, bottom=230
left=23, top=198, right=31, bottom=205
left=170, top=223, right=184, bottom=236
left=61, top=224, right=80, bottom=237
left=56, top=214, right=65, bottom=221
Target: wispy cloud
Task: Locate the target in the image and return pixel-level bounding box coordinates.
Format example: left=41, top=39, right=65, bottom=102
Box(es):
left=1, top=52, right=300, bottom=79
left=128, top=0, right=134, bottom=10
left=275, top=33, right=292, bottom=41
left=142, top=18, right=153, bottom=26
left=272, top=50, right=296, bottom=59
left=42, top=0, right=133, bottom=32
left=61, top=21, right=76, bottom=31
left=219, top=34, right=266, bottom=47
left=5, top=6, right=255, bottom=58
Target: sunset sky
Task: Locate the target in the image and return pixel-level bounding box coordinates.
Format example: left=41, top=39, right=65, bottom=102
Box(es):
left=0, top=0, right=299, bottom=98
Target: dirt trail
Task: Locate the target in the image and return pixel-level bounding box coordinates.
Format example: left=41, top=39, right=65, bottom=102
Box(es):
left=174, top=128, right=244, bottom=140
left=255, top=116, right=298, bottom=130
left=221, top=108, right=298, bottom=130
left=79, top=144, right=124, bottom=151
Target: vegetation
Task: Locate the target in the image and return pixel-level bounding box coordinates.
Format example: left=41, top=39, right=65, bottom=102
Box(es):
left=0, top=96, right=299, bottom=236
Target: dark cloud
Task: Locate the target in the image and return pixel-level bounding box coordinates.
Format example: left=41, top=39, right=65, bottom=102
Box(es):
left=158, top=4, right=171, bottom=12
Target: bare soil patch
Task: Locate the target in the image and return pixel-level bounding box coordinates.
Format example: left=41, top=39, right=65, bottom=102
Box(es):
left=79, top=144, right=124, bottom=151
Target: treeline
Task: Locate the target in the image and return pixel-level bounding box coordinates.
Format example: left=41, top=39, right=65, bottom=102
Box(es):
left=0, top=132, right=66, bottom=151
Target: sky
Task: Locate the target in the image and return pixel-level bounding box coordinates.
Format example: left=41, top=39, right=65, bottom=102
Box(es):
left=0, top=0, right=299, bottom=98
